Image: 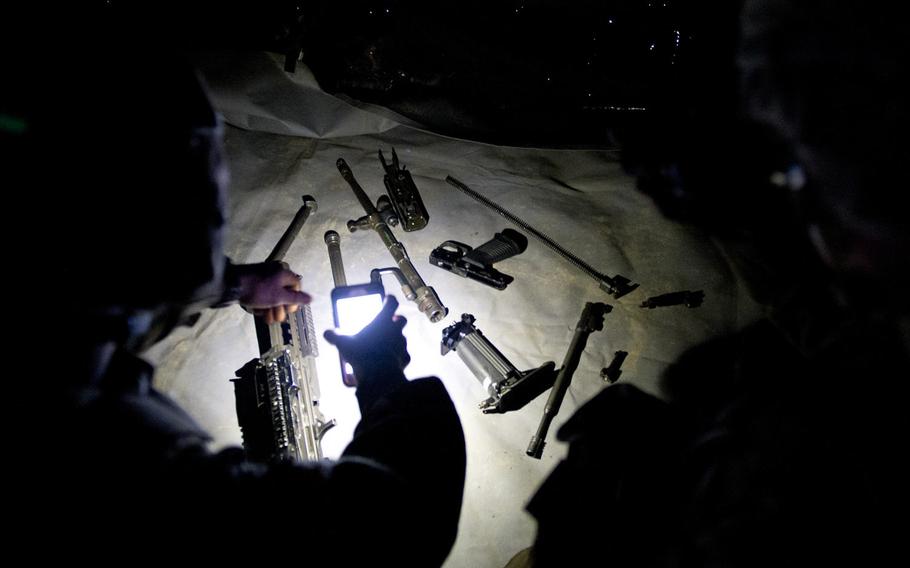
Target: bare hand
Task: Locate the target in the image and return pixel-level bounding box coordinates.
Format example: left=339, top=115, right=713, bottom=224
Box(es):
left=235, top=261, right=312, bottom=323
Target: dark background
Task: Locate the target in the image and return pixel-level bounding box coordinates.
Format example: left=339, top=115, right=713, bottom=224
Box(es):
left=65, top=0, right=738, bottom=146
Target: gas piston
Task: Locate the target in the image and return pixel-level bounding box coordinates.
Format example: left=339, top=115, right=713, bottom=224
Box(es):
left=337, top=158, right=447, bottom=322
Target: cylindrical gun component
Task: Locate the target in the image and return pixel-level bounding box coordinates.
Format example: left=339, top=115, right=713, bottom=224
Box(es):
left=324, top=230, right=347, bottom=287
left=462, top=333, right=516, bottom=381
left=253, top=195, right=317, bottom=354
left=371, top=268, right=416, bottom=300
left=443, top=313, right=560, bottom=414
left=338, top=158, right=447, bottom=322
left=336, top=159, right=377, bottom=214
left=527, top=302, right=610, bottom=459
left=445, top=176, right=637, bottom=298
left=267, top=195, right=317, bottom=263
left=442, top=314, right=519, bottom=401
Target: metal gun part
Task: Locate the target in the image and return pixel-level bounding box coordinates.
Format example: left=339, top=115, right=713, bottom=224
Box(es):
left=379, top=147, right=429, bottom=231
left=255, top=195, right=318, bottom=353
left=430, top=228, right=528, bottom=290
left=337, top=157, right=447, bottom=322
left=444, top=176, right=638, bottom=298
left=233, top=350, right=298, bottom=463
left=601, top=350, right=628, bottom=384
left=233, top=337, right=334, bottom=463
left=237, top=195, right=334, bottom=463
left=527, top=302, right=611, bottom=459
left=347, top=194, right=399, bottom=232
left=441, top=314, right=558, bottom=413
left=324, top=230, right=348, bottom=287
left=266, top=195, right=317, bottom=263
left=288, top=303, right=335, bottom=452
left=371, top=267, right=416, bottom=301
left=640, top=290, right=705, bottom=309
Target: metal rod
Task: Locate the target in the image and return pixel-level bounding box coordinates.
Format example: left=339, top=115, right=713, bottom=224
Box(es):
left=324, top=230, right=347, bottom=287
left=266, top=195, right=318, bottom=263
left=337, top=159, right=379, bottom=215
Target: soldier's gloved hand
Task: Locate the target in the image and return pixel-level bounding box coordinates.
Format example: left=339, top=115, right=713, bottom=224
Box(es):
left=324, top=296, right=409, bottom=393
left=232, top=261, right=312, bottom=323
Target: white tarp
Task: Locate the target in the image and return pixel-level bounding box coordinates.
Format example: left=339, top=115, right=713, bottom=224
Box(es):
left=146, top=52, right=760, bottom=568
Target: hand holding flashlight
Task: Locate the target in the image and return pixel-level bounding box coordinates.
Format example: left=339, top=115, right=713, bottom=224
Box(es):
left=324, top=296, right=410, bottom=391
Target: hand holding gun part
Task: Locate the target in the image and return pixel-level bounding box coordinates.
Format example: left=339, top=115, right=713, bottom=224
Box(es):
left=527, top=302, right=611, bottom=459
left=441, top=314, right=558, bottom=413
left=379, top=147, right=430, bottom=231
left=445, top=175, right=638, bottom=298
left=337, top=157, right=447, bottom=322
left=640, top=290, right=705, bottom=309
left=430, top=228, right=528, bottom=290
left=233, top=195, right=334, bottom=463
left=601, top=350, right=628, bottom=384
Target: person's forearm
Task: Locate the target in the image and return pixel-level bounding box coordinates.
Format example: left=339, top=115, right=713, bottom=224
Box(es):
left=346, top=377, right=465, bottom=485
left=343, top=377, right=466, bottom=566
left=354, top=362, right=408, bottom=415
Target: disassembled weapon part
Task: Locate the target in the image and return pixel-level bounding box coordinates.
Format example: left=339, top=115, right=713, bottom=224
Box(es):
left=527, top=302, right=611, bottom=459
left=601, top=350, right=628, bottom=384
left=338, top=158, right=447, bottom=322
left=430, top=228, right=528, bottom=290
left=324, top=230, right=348, bottom=287
left=640, top=290, right=705, bottom=309
left=442, top=314, right=558, bottom=414
left=233, top=195, right=334, bottom=463
left=445, top=176, right=638, bottom=298
left=379, top=148, right=430, bottom=231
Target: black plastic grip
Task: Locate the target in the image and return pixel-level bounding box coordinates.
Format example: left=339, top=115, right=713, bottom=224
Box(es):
left=463, top=229, right=528, bottom=268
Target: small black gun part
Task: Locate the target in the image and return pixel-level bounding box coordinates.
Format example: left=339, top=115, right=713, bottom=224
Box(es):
left=601, top=350, right=628, bottom=383
left=430, top=229, right=528, bottom=290
left=379, top=148, right=429, bottom=232
left=640, top=290, right=705, bottom=309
